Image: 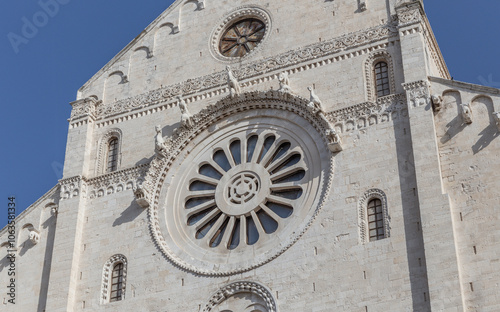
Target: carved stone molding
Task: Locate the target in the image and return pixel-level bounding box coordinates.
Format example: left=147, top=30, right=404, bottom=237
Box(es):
left=100, top=254, right=127, bottom=304
left=144, top=90, right=335, bottom=275
left=87, top=164, right=149, bottom=200
left=203, top=281, right=277, bottom=312
left=72, top=22, right=398, bottom=123
left=364, top=50, right=396, bottom=102
left=358, top=188, right=390, bottom=244
left=70, top=97, right=100, bottom=122
left=395, top=2, right=423, bottom=26
left=403, top=80, right=430, bottom=108
left=209, top=5, right=273, bottom=63
left=59, top=176, right=87, bottom=201
left=327, top=94, right=407, bottom=132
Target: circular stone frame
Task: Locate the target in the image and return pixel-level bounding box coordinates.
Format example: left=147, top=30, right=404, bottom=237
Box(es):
left=209, top=6, right=272, bottom=63
left=146, top=91, right=334, bottom=276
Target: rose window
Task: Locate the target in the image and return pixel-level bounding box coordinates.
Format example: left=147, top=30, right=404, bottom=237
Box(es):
left=154, top=111, right=331, bottom=275
left=219, top=18, right=266, bottom=57
left=186, top=132, right=306, bottom=249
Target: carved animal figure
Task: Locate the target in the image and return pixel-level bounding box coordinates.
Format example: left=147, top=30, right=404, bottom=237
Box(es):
left=326, top=128, right=341, bottom=144
left=155, top=125, right=165, bottom=151
left=226, top=66, right=241, bottom=97
left=178, top=96, right=194, bottom=128
left=307, top=86, right=324, bottom=114
left=461, top=103, right=473, bottom=124
left=278, top=72, right=292, bottom=93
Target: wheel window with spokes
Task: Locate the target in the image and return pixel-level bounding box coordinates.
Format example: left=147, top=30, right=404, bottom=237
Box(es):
left=186, top=131, right=307, bottom=250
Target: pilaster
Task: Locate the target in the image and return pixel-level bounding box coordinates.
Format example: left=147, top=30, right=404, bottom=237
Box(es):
left=62, top=98, right=98, bottom=178
left=397, top=3, right=465, bottom=306
left=45, top=176, right=88, bottom=312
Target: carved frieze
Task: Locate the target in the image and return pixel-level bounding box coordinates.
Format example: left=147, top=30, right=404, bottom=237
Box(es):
left=59, top=176, right=87, bottom=201
left=403, top=80, right=430, bottom=108
left=327, top=94, right=407, bottom=131
left=87, top=164, right=149, bottom=200
left=72, top=22, right=398, bottom=121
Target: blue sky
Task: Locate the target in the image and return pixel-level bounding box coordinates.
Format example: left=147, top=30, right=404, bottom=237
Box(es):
left=0, top=1, right=499, bottom=229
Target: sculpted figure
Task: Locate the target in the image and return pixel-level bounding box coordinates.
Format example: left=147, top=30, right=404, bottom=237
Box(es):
left=155, top=125, right=165, bottom=152
left=178, top=96, right=194, bottom=128
left=493, top=112, right=500, bottom=130
left=226, top=65, right=241, bottom=97
left=307, top=86, right=325, bottom=114
left=326, top=128, right=343, bottom=152
left=278, top=72, right=292, bottom=93
left=461, top=103, right=473, bottom=124
left=29, top=231, right=40, bottom=244
left=431, top=94, right=443, bottom=111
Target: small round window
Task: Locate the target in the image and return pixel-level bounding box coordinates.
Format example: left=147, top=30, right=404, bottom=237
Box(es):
left=219, top=18, right=266, bottom=58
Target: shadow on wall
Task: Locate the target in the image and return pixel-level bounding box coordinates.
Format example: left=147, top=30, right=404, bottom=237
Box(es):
left=471, top=96, right=499, bottom=154
left=440, top=90, right=466, bottom=145
left=113, top=200, right=144, bottom=227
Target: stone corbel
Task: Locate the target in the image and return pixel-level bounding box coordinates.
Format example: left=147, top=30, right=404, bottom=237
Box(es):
left=133, top=185, right=150, bottom=208
left=431, top=94, right=443, bottom=112
left=326, top=128, right=343, bottom=153
left=359, top=1, right=367, bottom=12
left=492, top=112, right=500, bottom=131
left=29, top=230, right=40, bottom=245
left=197, top=0, right=205, bottom=10
left=461, top=103, right=473, bottom=124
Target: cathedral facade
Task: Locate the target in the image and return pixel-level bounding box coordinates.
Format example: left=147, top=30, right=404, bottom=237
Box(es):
left=2, top=0, right=500, bottom=311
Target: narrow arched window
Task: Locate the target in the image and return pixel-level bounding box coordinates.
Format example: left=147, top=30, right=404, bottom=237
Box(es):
left=367, top=198, right=384, bottom=241
left=374, top=61, right=390, bottom=97
left=109, top=262, right=124, bottom=302
left=106, top=138, right=119, bottom=172
left=101, top=254, right=127, bottom=304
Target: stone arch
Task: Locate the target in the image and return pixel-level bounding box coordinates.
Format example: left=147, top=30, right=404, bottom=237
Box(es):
left=471, top=95, right=498, bottom=153
left=358, top=188, right=390, bottom=244
left=100, top=254, right=128, bottom=304
left=96, top=128, right=123, bottom=175
left=364, top=50, right=396, bottom=102
left=103, top=71, right=128, bottom=104
left=203, top=281, right=277, bottom=312
left=180, top=0, right=201, bottom=31
left=128, top=46, right=153, bottom=83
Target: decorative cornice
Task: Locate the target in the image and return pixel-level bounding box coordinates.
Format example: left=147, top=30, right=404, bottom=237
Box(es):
left=203, top=281, right=277, bottom=312
left=59, top=176, right=88, bottom=201
left=326, top=94, right=407, bottom=131
left=71, top=22, right=399, bottom=124
left=87, top=164, right=149, bottom=199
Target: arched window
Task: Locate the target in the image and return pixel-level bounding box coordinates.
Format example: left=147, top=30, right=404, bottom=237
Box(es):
left=101, top=254, right=127, bottom=304
left=358, top=189, right=390, bottom=244
left=106, top=138, right=119, bottom=173
left=367, top=198, right=384, bottom=241
left=364, top=51, right=395, bottom=102
left=374, top=61, right=390, bottom=98
left=109, top=262, right=124, bottom=302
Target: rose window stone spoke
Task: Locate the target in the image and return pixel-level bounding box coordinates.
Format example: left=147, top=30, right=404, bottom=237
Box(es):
left=185, top=132, right=307, bottom=249
left=219, top=18, right=266, bottom=57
